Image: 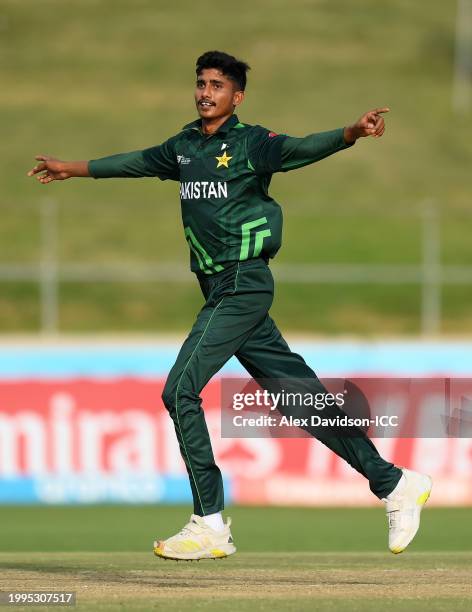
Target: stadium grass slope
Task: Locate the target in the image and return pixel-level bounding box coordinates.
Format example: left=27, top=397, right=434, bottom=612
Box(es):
left=0, top=507, right=470, bottom=611
left=1, top=1, right=472, bottom=333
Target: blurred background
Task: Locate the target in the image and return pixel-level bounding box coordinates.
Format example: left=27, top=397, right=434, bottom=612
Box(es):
left=0, top=0, right=471, bottom=541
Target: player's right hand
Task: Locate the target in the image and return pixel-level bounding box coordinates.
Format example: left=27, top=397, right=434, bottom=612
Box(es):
left=27, top=155, right=69, bottom=184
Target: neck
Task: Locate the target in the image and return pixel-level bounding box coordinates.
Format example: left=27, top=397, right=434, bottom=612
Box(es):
left=201, top=112, right=233, bottom=135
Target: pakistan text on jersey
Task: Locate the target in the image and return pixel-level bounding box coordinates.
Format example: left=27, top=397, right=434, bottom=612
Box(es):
left=180, top=181, right=228, bottom=200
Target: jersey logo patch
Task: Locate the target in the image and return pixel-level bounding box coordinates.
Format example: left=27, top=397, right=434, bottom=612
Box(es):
left=215, top=151, right=232, bottom=168
left=177, top=155, right=191, bottom=165
left=221, top=143, right=228, bottom=150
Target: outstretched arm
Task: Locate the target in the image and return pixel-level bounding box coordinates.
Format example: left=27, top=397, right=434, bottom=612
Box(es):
left=247, top=108, right=389, bottom=175
left=26, top=152, right=148, bottom=184
left=28, top=137, right=179, bottom=184
left=279, top=107, right=390, bottom=172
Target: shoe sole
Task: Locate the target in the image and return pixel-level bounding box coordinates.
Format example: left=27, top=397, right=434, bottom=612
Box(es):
left=390, top=476, right=432, bottom=555
left=153, top=545, right=236, bottom=561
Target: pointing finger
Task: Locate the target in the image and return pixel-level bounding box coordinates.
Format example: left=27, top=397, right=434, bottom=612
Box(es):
left=373, top=107, right=390, bottom=114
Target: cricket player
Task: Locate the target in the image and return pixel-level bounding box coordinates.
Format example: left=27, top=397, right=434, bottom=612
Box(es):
left=28, top=50, right=432, bottom=560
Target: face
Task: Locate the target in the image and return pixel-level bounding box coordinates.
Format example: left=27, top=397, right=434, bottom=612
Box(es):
left=195, top=68, right=244, bottom=121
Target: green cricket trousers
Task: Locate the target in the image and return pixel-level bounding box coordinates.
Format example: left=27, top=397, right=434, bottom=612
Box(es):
left=161, top=258, right=402, bottom=515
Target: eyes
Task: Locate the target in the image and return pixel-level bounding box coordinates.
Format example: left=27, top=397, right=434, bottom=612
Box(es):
left=196, top=80, right=224, bottom=90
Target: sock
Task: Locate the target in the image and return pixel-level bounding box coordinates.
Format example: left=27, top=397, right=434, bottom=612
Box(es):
left=202, top=512, right=225, bottom=531
left=386, top=473, right=406, bottom=500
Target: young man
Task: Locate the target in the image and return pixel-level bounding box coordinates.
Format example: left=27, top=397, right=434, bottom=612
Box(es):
left=28, top=50, right=432, bottom=560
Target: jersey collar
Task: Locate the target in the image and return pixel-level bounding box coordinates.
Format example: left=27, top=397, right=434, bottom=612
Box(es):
left=182, top=114, right=240, bottom=136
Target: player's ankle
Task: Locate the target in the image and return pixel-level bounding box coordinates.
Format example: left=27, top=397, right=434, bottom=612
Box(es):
left=385, top=473, right=406, bottom=500
left=202, top=512, right=225, bottom=531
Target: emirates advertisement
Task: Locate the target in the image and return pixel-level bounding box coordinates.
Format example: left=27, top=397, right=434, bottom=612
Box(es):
left=0, top=374, right=471, bottom=505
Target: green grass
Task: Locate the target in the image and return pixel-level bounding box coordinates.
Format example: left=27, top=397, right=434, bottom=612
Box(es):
left=0, top=505, right=469, bottom=553
left=1, top=0, right=471, bottom=333
left=0, top=506, right=470, bottom=611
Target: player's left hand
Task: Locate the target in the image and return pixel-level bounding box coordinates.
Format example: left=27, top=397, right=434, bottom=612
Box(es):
left=344, top=108, right=390, bottom=144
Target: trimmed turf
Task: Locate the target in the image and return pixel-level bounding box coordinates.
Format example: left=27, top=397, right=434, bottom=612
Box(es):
left=0, top=551, right=470, bottom=611
left=0, top=505, right=470, bottom=553
left=0, top=506, right=470, bottom=610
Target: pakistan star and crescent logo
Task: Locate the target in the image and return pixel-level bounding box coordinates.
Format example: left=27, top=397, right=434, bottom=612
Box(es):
left=215, top=151, right=232, bottom=168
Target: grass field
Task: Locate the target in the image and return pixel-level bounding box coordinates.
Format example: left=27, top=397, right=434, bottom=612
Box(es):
left=1, top=0, right=472, bottom=334
left=0, top=505, right=470, bottom=610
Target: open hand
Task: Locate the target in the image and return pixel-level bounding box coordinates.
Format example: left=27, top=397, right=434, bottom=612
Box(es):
left=344, top=108, right=390, bottom=144
left=27, top=155, right=69, bottom=184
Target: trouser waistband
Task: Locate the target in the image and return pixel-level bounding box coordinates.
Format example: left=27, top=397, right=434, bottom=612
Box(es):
left=195, top=257, right=269, bottom=283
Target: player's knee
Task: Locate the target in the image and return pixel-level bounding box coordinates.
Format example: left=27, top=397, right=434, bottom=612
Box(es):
left=161, top=382, right=176, bottom=414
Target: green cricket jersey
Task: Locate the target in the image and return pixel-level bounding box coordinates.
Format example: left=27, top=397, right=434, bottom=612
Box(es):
left=88, top=114, right=352, bottom=275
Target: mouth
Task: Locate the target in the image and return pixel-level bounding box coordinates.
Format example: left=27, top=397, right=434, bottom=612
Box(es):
left=198, top=100, right=216, bottom=109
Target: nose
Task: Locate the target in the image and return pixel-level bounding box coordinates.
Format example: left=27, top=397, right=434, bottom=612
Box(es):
left=201, top=82, right=212, bottom=98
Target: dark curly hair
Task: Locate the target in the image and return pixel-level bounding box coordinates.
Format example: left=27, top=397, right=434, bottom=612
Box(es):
left=196, top=50, right=251, bottom=91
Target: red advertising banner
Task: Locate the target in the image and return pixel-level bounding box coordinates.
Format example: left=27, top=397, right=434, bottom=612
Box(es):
left=0, top=378, right=471, bottom=505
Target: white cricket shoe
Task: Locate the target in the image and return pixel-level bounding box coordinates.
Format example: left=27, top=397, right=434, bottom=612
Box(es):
left=383, top=468, right=432, bottom=554
left=153, top=514, right=236, bottom=561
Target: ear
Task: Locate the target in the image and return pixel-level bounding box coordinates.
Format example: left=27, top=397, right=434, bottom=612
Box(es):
left=232, top=90, right=244, bottom=107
